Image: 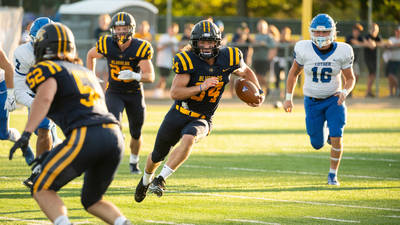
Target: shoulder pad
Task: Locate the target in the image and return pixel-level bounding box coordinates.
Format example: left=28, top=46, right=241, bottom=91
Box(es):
left=14, top=43, right=35, bottom=75
left=96, top=35, right=111, bottom=56
left=172, top=51, right=194, bottom=74
left=26, top=60, right=63, bottom=92
left=220, top=47, right=242, bottom=67
left=135, top=39, right=153, bottom=60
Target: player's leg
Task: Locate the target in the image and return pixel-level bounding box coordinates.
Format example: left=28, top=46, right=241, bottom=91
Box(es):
left=304, top=97, right=326, bottom=150
left=325, top=97, right=346, bottom=185
left=0, top=87, right=34, bottom=164
left=124, top=93, right=145, bottom=174
left=84, top=125, right=130, bottom=224
left=149, top=119, right=210, bottom=197
left=135, top=108, right=185, bottom=202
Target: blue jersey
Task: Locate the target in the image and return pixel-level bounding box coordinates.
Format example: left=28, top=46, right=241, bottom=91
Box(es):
left=26, top=60, right=118, bottom=135
left=172, top=47, right=242, bottom=119
left=96, top=35, right=153, bottom=93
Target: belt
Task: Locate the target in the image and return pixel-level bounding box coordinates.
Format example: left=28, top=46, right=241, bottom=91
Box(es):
left=175, top=105, right=206, bottom=119
left=102, top=123, right=120, bottom=129
left=308, top=95, right=333, bottom=101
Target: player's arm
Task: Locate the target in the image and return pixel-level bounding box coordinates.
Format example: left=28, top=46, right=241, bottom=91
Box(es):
left=335, top=67, right=355, bottom=106
left=170, top=73, right=218, bottom=100
left=137, top=59, right=155, bottom=83
left=283, top=60, right=303, bottom=113
left=0, top=49, right=14, bottom=89
left=24, top=77, right=57, bottom=133
left=86, top=47, right=104, bottom=71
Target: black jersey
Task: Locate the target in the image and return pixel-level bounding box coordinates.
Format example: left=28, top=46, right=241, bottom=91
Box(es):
left=26, top=60, right=118, bottom=135
left=96, top=35, right=153, bottom=93
left=172, top=47, right=242, bottom=119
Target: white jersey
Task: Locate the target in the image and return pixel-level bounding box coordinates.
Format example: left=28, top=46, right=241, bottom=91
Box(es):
left=13, top=42, right=35, bottom=107
left=0, top=69, right=4, bottom=83
left=294, top=40, right=354, bottom=98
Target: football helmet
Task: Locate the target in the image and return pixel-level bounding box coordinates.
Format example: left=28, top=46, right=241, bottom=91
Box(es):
left=110, top=12, right=136, bottom=45
left=190, top=20, right=222, bottom=60
left=29, top=17, right=53, bottom=41
left=34, top=23, right=76, bottom=62
left=309, top=14, right=336, bottom=48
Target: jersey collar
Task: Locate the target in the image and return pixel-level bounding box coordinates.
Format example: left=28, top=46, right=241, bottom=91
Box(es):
left=312, top=42, right=337, bottom=61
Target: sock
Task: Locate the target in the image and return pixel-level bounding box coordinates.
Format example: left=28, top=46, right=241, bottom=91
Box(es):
left=54, top=215, right=71, bottom=225
left=130, top=154, right=139, bottom=164
left=114, top=216, right=128, bottom=225
left=329, top=168, right=337, bottom=175
left=143, top=172, right=154, bottom=186
left=159, top=165, right=175, bottom=180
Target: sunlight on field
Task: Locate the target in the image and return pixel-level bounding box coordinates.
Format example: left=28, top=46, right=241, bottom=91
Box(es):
left=0, top=101, right=399, bottom=224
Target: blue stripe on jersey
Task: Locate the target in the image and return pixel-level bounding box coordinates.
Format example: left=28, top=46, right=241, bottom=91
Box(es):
left=312, top=42, right=337, bottom=61
left=15, top=69, right=26, bottom=76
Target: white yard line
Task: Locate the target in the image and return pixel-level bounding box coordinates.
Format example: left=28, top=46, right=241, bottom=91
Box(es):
left=304, top=216, right=360, bottom=223
left=179, top=192, right=400, bottom=212
left=290, top=154, right=399, bottom=162
left=0, top=216, right=93, bottom=224
left=144, top=220, right=195, bottom=225
left=384, top=215, right=400, bottom=218
left=225, top=218, right=280, bottom=224
left=183, top=165, right=400, bottom=181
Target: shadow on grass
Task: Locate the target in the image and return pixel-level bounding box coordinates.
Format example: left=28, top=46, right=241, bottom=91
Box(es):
left=208, top=127, right=400, bottom=135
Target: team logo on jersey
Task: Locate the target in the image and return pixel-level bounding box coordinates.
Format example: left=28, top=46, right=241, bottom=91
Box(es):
left=222, top=68, right=230, bottom=72
left=36, top=29, right=46, bottom=42
left=209, top=68, right=213, bottom=72
left=119, top=54, right=123, bottom=58
left=129, top=57, right=135, bottom=60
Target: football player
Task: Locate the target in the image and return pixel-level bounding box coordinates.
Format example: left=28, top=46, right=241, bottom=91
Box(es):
left=1, top=46, right=34, bottom=165
left=9, top=23, right=132, bottom=225
left=86, top=12, right=155, bottom=174
left=283, top=14, right=356, bottom=185
left=134, top=20, right=264, bottom=202
left=12, top=17, right=62, bottom=182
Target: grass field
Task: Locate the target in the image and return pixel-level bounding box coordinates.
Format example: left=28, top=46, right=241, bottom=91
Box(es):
left=0, top=99, right=399, bottom=225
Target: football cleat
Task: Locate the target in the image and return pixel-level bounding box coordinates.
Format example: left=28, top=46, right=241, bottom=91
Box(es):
left=129, top=163, right=142, bottom=174
left=134, top=177, right=150, bottom=203
left=327, top=173, right=340, bottom=186
left=149, top=176, right=166, bottom=197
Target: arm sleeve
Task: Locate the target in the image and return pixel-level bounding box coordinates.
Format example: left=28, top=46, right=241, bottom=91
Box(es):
left=293, top=42, right=304, bottom=66
left=341, top=45, right=354, bottom=69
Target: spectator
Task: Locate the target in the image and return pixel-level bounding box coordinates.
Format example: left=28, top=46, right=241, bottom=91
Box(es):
left=249, top=19, right=276, bottom=95
left=134, top=20, right=152, bottom=42
left=230, top=24, right=252, bottom=98
left=20, top=21, right=33, bottom=44
left=363, top=23, right=384, bottom=97
left=179, top=23, right=194, bottom=50
left=215, top=20, right=227, bottom=46
left=232, top=22, right=249, bottom=43
left=273, top=26, right=294, bottom=96
left=385, top=26, right=400, bottom=97
left=93, top=14, right=112, bottom=90
left=346, top=23, right=365, bottom=97
left=154, top=23, right=179, bottom=98
left=93, top=14, right=111, bottom=40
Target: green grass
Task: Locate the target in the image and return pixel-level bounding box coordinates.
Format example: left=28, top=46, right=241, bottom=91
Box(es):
left=0, top=101, right=399, bottom=224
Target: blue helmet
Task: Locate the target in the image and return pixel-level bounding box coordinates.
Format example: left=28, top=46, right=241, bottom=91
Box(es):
left=29, top=17, right=53, bottom=40
left=309, top=14, right=336, bottom=48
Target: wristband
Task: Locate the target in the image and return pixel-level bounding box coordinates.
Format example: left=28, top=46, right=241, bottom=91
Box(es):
left=285, top=93, right=292, bottom=101
left=341, top=89, right=349, bottom=97
left=199, top=84, right=203, bottom=92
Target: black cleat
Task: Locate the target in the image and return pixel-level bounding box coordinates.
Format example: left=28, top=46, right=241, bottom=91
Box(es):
left=130, top=163, right=142, bottom=174
left=135, top=177, right=150, bottom=203
left=149, top=176, right=166, bottom=197
left=23, top=161, right=42, bottom=189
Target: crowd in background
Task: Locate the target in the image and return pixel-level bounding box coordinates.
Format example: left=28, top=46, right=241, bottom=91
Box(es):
left=19, top=14, right=400, bottom=99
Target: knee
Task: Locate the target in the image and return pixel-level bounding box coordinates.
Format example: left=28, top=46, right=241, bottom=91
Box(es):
left=151, top=147, right=171, bottom=163
left=81, top=195, right=100, bottom=210
left=311, top=140, right=324, bottom=150
left=181, top=135, right=195, bottom=149
left=0, top=130, right=9, bottom=140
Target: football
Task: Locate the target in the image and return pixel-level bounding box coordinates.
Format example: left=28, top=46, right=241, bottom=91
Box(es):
left=234, top=78, right=261, bottom=104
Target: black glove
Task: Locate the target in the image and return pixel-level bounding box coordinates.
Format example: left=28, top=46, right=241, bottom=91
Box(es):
left=9, top=131, right=32, bottom=160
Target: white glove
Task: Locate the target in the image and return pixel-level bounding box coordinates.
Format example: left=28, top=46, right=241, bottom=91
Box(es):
left=4, top=89, right=16, bottom=112
left=118, top=70, right=141, bottom=81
